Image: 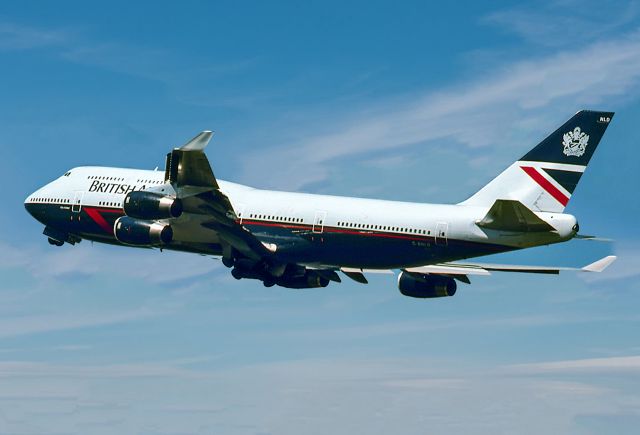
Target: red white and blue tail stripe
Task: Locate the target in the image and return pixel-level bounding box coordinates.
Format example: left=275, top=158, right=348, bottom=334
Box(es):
left=462, top=110, right=613, bottom=213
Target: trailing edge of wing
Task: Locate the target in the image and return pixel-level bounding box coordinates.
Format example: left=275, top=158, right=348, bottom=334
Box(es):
left=341, top=267, right=395, bottom=274
left=405, top=265, right=491, bottom=276
left=340, top=268, right=394, bottom=284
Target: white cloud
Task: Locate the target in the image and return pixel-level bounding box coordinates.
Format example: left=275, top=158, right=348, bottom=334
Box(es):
left=582, top=243, right=640, bottom=282
left=269, top=312, right=633, bottom=342
left=510, top=355, right=640, bottom=373
left=0, top=357, right=630, bottom=435
left=242, top=30, right=640, bottom=190
left=0, top=22, right=67, bottom=51
left=0, top=360, right=205, bottom=379
left=483, top=1, right=639, bottom=47
left=0, top=240, right=222, bottom=284
left=0, top=305, right=162, bottom=339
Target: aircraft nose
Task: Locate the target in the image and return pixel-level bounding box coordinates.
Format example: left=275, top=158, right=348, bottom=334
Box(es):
left=24, top=192, right=37, bottom=218
left=24, top=187, right=49, bottom=224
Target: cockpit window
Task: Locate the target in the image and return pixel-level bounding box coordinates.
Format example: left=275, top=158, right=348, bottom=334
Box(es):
left=64, top=171, right=71, bottom=177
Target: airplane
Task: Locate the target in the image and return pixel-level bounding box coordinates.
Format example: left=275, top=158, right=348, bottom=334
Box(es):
left=24, top=110, right=617, bottom=298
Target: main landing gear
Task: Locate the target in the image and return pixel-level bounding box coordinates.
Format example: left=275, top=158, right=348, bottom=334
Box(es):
left=222, top=256, right=235, bottom=268
left=43, top=226, right=80, bottom=247
left=47, top=237, right=64, bottom=247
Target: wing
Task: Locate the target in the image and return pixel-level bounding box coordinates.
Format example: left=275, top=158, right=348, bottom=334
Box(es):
left=405, top=255, right=617, bottom=276
left=403, top=255, right=617, bottom=285
left=341, top=256, right=617, bottom=284
left=165, top=131, right=273, bottom=261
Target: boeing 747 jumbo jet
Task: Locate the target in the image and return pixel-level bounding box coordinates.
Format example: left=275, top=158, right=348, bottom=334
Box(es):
left=25, top=110, right=616, bottom=298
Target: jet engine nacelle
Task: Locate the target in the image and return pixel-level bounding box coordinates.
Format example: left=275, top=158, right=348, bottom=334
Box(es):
left=114, top=216, right=173, bottom=246
left=397, top=272, right=457, bottom=298
left=123, top=191, right=183, bottom=220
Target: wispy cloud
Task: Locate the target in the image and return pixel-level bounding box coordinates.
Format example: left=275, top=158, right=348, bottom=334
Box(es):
left=262, top=312, right=640, bottom=342
left=0, top=356, right=626, bottom=435
left=0, top=240, right=222, bottom=284
left=0, top=305, right=162, bottom=339
left=0, top=22, right=67, bottom=51
left=0, top=19, right=265, bottom=111
left=510, top=355, right=640, bottom=373
left=483, top=1, right=639, bottom=47
left=0, top=360, right=206, bottom=379
left=582, top=243, right=640, bottom=282
left=242, top=30, right=640, bottom=190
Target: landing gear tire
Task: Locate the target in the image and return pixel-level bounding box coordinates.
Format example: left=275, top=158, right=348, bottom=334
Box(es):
left=47, top=238, right=64, bottom=247
left=263, top=278, right=276, bottom=288
left=222, top=257, right=235, bottom=268
left=231, top=268, right=243, bottom=280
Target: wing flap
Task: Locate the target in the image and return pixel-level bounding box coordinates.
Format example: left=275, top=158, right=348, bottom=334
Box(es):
left=405, top=264, right=491, bottom=276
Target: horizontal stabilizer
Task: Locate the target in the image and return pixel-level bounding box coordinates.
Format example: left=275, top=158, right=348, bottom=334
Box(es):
left=477, top=199, right=554, bottom=232
left=582, top=255, right=617, bottom=272
left=574, top=234, right=614, bottom=242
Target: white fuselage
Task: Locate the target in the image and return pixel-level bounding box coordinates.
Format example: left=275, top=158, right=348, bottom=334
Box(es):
left=25, top=166, right=577, bottom=269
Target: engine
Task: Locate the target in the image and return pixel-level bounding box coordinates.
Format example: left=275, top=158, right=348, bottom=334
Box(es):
left=123, top=191, right=183, bottom=220
left=397, top=271, right=457, bottom=298
left=114, top=216, right=173, bottom=246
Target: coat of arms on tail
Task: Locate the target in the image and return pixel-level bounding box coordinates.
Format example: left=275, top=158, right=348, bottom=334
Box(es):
left=562, top=126, right=589, bottom=157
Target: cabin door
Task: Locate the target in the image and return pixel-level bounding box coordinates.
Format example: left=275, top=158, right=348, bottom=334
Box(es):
left=312, top=211, right=327, bottom=234
left=72, top=191, right=84, bottom=213
left=435, top=222, right=448, bottom=246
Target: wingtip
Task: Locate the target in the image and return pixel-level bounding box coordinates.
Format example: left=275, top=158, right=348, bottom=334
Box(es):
left=179, top=130, right=214, bottom=151
left=582, top=255, right=617, bottom=272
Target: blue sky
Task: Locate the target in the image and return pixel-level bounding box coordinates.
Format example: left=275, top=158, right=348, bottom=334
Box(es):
left=1, top=1, right=640, bottom=434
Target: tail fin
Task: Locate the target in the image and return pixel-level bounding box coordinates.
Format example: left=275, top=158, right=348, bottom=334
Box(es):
left=461, top=110, right=614, bottom=212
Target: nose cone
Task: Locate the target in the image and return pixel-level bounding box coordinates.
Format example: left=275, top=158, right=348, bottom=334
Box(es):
left=24, top=193, right=36, bottom=217
left=24, top=189, right=47, bottom=224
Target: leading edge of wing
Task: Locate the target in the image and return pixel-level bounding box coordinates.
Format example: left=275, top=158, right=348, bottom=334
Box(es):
left=404, top=255, right=617, bottom=276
